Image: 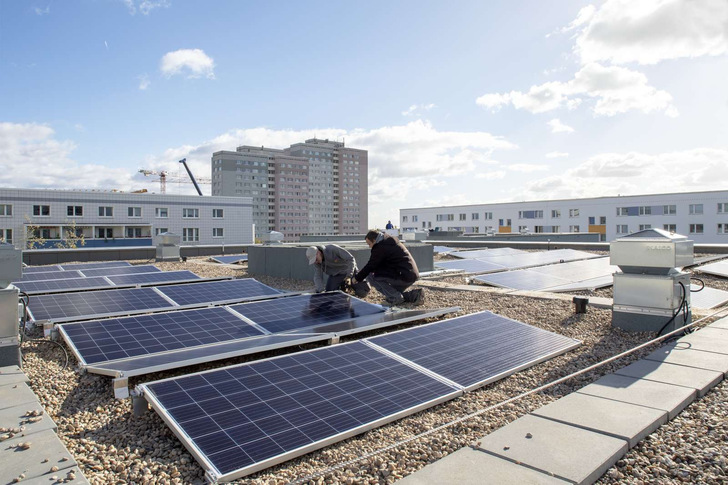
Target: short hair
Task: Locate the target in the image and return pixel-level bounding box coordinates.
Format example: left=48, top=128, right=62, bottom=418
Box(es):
left=365, top=230, right=379, bottom=242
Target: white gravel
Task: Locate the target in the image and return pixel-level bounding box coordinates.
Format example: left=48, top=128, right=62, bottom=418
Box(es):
left=19, top=256, right=728, bottom=484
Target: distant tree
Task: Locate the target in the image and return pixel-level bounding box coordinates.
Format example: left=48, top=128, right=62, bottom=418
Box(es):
left=57, top=220, right=86, bottom=249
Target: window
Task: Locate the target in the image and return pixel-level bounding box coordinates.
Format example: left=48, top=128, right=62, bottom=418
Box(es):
left=33, top=205, right=50, bottom=216
left=616, top=207, right=629, bottom=216
left=412, top=215, right=418, bottom=222
left=99, top=206, right=113, bottom=217
left=128, top=207, right=142, bottom=217
left=570, top=225, right=580, bottom=232
left=718, top=223, right=728, bottom=234
left=1, top=228, right=12, bottom=243
left=0, top=204, right=12, bottom=216
left=155, top=208, right=168, bottom=218
left=484, top=212, right=493, bottom=220
left=639, top=206, right=652, bottom=216
left=126, top=227, right=143, bottom=238
left=436, top=214, right=454, bottom=221
left=663, top=205, right=676, bottom=215
left=66, top=206, right=83, bottom=217
left=588, top=217, right=595, bottom=225
left=183, top=228, right=199, bottom=242
left=213, top=228, right=224, bottom=238
left=402, top=216, right=408, bottom=223
left=600, top=216, right=607, bottom=225
left=213, top=209, right=224, bottom=218
left=663, top=224, right=677, bottom=233
left=689, top=224, right=704, bottom=234
left=518, top=225, right=528, bottom=232
left=616, top=225, right=629, bottom=234
left=639, top=224, right=652, bottom=231
left=97, top=228, right=113, bottom=238
left=155, top=228, right=169, bottom=236
left=551, top=209, right=561, bottom=218
left=498, top=218, right=511, bottom=226
left=718, top=203, right=728, bottom=214
left=183, top=208, right=199, bottom=218
left=689, top=204, right=703, bottom=215
left=569, top=209, right=579, bottom=218
left=459, top=213, right=466, bottom=221
left=471, top=213, right=479, bottom=220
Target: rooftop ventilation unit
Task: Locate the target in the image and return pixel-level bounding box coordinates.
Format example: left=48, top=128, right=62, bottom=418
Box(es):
left=610, top=228, right=693, bottom=334
left=155, top=232, right=181, bottom=262
left=0, top=243, right=22, bottom=366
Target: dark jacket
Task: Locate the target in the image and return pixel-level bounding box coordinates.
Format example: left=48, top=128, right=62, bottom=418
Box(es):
left=356, top=234, right=419, bottom=283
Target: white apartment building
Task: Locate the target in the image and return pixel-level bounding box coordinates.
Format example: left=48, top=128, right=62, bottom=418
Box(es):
left=400, top=190, right=728, bottom=243
left=0, top=188, right=253, bottom=249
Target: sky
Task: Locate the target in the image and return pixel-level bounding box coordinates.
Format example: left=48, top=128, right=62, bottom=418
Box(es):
left=1, top=0, right=727, bottom=229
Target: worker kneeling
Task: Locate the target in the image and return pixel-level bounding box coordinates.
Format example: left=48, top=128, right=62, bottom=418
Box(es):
left=351, top=230, right=424, bottom=307
left=306, top=245, right=370, bottom=298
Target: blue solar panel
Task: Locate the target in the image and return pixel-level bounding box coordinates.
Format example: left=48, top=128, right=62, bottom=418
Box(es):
left=59, top=261, right=132, bottom=271
left=16, top=270, right=83, bottom=283
left=434, top=259, right=505, bottom=274
left=60, top=307, right=264, bottom=365
left=22, top=265, right=62, bottom=273
left=15, top=276, right=113, bottom=294
left=157, top=279, right=282, bottom=306
left=107, top=270, right=201, bottom=286
left=141, top=341, right=459, bottom=481
left=473, top=271, right=570, bottom=291
left=28, top=287, right=174, bottom=322
left=367, top=311, right=581, bottom=390
left=80, top=265, right=161, bottom=278
left=210, top=255, right=248, bottom=264
left=477, top=249, right=600, bottom=271
left=228, top=292, right=384, bottom=333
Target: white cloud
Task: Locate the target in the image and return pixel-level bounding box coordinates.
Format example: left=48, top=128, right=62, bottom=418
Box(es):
left=475, top=170, right=507, bottom=180
left=547, top=118, right=574, bottom=133
left=477, top=63, right=677, bottom=117
left=138, top=74, right=150, bottom=90
left=508, top=164, right=548, bottom=173
left=545, top=151, right=569, bottom=159
left=160, top=49, right=215, bottom=79
left=34, top=5, right=50, bottom=15
left=572, top=0, right=728, bottom=65
left=123, top=0, right=170, bottom=15
left=401, top=103, right=436, bottom=116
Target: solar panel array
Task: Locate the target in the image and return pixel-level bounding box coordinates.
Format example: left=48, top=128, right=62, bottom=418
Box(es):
left=60, top=261, right=132, bottom=271
left=157, top=279, right=281, bottom=306
left=15, top=276, right=114, bottom=294
left=210, top=255, right=248, bottom=264
left=436, top=249, right=603, bottom=276
left=107, top=270, right=200, bottom=286
left=17, top=270, right=84, bottom=283
left=448, top=247, right=526, bottom=259
left=434, top=259, right=506, bottom=274
left=79, top=264, right=161, bottom=278
left=140, top=311, right=581, bottom=481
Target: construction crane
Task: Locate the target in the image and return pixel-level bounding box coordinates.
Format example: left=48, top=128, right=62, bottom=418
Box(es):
left=138, top=159, right=211, bottom=194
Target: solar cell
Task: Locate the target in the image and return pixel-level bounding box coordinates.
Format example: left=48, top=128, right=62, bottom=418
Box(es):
left=16, top=270, right=84, bottom=283
left=449, top=248, right=526, bottom=259
left=80, top=265, right=161, bottom=278
left=140, top=342, right=459, bottom=482
left=59, top=261, right=132, bottom=271
left=157, top=279, right=282, bottom=306
left=21, top=265, right=62, bottom=273
left=15, top=276, right=113, bottom=294
left=696, top=260, right=728, bottom=278
left=434, top=259, right=506, bottom=274
left=690, top=286, right=728, bottom=309
left=367, top=311, right=581, bottom=391
left=228, top=292, right=384, bottom=334
left=107, top=270, right=201, bottom=286
left=210, top=255, right=248, bottom=264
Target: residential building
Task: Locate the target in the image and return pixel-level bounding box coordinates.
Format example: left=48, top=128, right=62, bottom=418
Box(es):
left=400, top=190, right=728, bottom=243
left=212, top=138, right=367, bottom=241
left=0, top=188, right=253, bottom=248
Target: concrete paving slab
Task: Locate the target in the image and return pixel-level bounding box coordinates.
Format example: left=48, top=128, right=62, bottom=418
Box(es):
left=677, top=327, right=728, bottom=355
left=20, top=466, right=89, bottom=485
left=576, top=374, right=696, bottom=420
left=475, top=414, right=627, bottom=485
left=614, top=359, right=723, bottom=397
left=0, top=381, right=38, bottom=410
left=707, top=316, right=728, bottom=330
left=0, top=429, right=78, bottom=485
left=645, top=343, right=728, bottom=375
left=0, top=365, right=29, bottom=387
left=531, top=392, right=667, bottom=448
left=397, top=445, right=570, bottom=485
left=0, top=402, right=56, bottom=436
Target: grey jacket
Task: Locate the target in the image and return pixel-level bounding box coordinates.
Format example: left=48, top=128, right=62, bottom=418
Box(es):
left=312, top=244, right=356, bottom=292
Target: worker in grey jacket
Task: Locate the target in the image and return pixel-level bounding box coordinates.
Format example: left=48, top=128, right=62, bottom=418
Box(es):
left=306, top=245, right=370, bottom=297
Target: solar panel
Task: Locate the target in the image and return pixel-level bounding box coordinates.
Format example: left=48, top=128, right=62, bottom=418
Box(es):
left=478, top=249, right=600, bottom=270
left=449, top=248, right=526, bottom=259
left=696, top=260, right=728, bottom=278
left=473, top=271, right=571, bottom=291
left=140, top=341, right=460, bottom=482
left=16, top=270, right=83, bottom=283
left=59, top=261, right=132, bottom=271
left=157, top=279, right=282, bottom=306
left=228, top=292, right=384, bottom=334
left=22, top=265, right=62, bottom=273
left=528, top=257, right=614, bottom=280
left=210, top=255, right=248, bottom=264
left=80, top=265, right=161, bottom=278
left=541, top=274, right=615, bottom=292
left=432, top=246, right=453, bottom=254
left=690, top=286, right=728, bottom=309
left=15, top=276, right=114, bottom=294
left=434, top=259, right=506, bottom=274
left=27, top=287, right=175, bottom=323
left=367, top=311, right=581, bottom=391
left=59, top=307, right=265, bottom=366
left=107, top=270, right=201, bottom=286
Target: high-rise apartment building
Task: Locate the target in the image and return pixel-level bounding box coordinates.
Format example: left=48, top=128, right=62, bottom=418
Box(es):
left=211, top=138, right=367, bottom=241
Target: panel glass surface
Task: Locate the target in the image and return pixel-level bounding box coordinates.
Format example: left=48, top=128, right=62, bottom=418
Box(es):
left=368, top=311, right=580, bottom=389
left=157, top=279, right=282, bottom=306
left=475, top=249, right=599, bottom=271
left=59, top=261, right=132, bottom=271
left=15, top=276, right=113, bottom=294
left=528, top=257, right=614, bottom=280
left=28, top=287, right=174, bottom=322
left=60, top=307, right=263, bottom=365
left=80, top=265, right=161, bottom=278
left=16, top=270, right=84, bottom=283
left=434, top=259, right=506, bottom=274
left=228, top=292, right=384, bottom=333
left=449, top=248, right=526, bottom=259
left=541, top=275, right=615, bottom=292
left=697, top=260, right=728, bottom=278
left=210, top=255, right=248, bottom=264
left=473, top=271, right=571, bottom=291
left=142, top=342, right=457, bottom=479
left=21, top=265, right=62, bottom=273
left=107, top=270, right=201, bottom=286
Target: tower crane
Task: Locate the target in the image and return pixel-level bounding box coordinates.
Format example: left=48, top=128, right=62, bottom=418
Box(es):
left=138, top=159, right=211, bottom=194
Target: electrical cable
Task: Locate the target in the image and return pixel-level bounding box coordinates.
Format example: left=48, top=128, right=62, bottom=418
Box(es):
left=656, top=280, right=688, bottom=337
left=17, top=291, right=69, bottom=371
left=289, top=306, right=728, bottom=485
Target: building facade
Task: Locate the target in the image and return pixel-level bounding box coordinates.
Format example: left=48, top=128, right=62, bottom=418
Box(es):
left=211, top=138, right=367, bottom=241
left=0, top=188, right=253, bottom=248
left=400, top=190, right=728, bottom=243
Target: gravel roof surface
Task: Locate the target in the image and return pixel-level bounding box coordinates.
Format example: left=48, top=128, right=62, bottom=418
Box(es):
left=19, top=255, right=728, bottom=484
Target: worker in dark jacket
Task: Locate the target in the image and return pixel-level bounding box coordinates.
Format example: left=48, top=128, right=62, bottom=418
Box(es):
left=351, top=230, right=424, bottom=306
left=306, top=245, right=370, bottom=297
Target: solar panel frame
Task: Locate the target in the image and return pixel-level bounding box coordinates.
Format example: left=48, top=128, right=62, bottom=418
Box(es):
left=156, top=279, right=284, bottom=307
left=107, top=270, right=201, bottom=286
left=16, top=270, right=84, bottom=283
left=15, top=276, right=114, bottom=294
left=59, top=261, right=132, bottom=271
left=139, top=341, right=461, bottom=482
left=79, top=265, right=162, bottom=277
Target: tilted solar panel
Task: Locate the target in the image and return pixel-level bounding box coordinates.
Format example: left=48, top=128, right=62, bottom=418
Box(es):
left=449, top=248, right=526, bottom=259
left=210, top=255, right=248, bottom=264
left=690, top=286, right=728, bottom=309
left=16, top=270, right=84, bottom=283
left=696, top=260, right=728, bottom=278
left=80, top=265, right=161, bottom=278
left=15, top=276, right=113, bottom=294
left=59, top=261, right=132, bottom=271
left=367, top=311, right=581, bottom=391
left=473, top=270, right=571, bottom=291
left=140, top=341, right=459, bottom=482
left=434, top=259, right=506, bottom=274
left=21, top=265, right=62, bottom=273
left=157, top=279, right=282, bottom=306
left=107, top=270, right=201, bottom=286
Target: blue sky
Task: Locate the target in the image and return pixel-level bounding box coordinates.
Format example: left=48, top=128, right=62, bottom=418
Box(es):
left=1, top=0, right=727, bottom=228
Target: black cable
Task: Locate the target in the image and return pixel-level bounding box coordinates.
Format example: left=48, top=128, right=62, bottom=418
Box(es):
left=657, top=281, right=688, bottom=337
left=690, top=277, right=705, bottom=292
left=17, top=291, right=69, bottom=371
